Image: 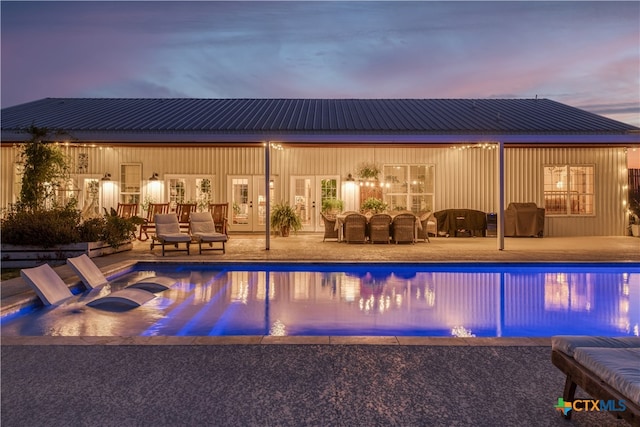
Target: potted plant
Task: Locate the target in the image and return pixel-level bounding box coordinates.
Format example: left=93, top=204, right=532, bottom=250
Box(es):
left=321, top=199, right=344, bottom=216
left=360, top=197, right=388, bottom=214
left=356, top=162, right=381, bottom=181
left=270, top=201, right=302, bottom=237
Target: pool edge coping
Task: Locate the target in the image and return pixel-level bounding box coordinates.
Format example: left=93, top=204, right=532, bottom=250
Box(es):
left=1, top=336, right=552, bottom=346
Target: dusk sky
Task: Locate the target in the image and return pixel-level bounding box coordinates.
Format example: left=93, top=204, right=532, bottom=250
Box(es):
left=2, top=1, right=638, bottom=126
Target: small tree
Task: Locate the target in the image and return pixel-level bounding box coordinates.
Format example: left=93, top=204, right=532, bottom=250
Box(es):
left=17, top=125, right=71, bottom=212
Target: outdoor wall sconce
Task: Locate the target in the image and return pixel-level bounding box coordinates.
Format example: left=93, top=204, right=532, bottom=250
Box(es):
left=101, top=173, right=111, bottom=181
left=346, top=173, right=355, bottom=181
left=149, top=172, right=159, bottom=181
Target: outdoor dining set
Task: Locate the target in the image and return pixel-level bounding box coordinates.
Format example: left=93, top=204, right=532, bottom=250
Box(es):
left=322, top=211, right=436, bottom=244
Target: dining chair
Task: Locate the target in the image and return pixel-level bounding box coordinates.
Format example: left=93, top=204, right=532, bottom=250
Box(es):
left=391, top=213, right=417, bottom=244
left=368, top=213, right=392, bottom=244
left=417, top=211, right=434, bottom=243
left=343, top=213, right=367, bottom=243
left=320, top=212, right=339, bottom=242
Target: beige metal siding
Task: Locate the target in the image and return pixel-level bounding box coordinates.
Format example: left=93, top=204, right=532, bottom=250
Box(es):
left=1, top=147, right=18, bottom=208
left=505, top=147, right=627, bottom=236
left=1, top=143, right=627, bottom=236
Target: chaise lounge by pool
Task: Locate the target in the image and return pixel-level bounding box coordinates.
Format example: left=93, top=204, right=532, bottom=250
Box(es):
left=2, top=262, right=639, bottom=339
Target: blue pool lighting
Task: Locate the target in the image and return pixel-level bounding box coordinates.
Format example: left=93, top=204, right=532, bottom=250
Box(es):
left=2, top=262, right=638, bottom=338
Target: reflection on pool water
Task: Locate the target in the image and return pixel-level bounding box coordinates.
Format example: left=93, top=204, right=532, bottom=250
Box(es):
left=2, top=263, right=639, bottom=338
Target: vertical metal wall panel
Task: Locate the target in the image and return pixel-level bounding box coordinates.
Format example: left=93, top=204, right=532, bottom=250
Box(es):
left=0, top=143, right=627, bottom=236
left=1, top=147, right=18, bottom=208
left=505, top=147, right=626, bottom=236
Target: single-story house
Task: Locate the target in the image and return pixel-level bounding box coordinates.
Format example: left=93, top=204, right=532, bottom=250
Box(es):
left=1, top=98, right=638, bottom=243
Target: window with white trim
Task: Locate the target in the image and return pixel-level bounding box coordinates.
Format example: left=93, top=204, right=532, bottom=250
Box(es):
left=543, top=165, right=594, bottom=215
left=382, top=164, right=435, bottom=213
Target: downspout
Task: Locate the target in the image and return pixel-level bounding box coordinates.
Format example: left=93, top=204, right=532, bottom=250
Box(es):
left=265, top=142, right=271, bottom=250
left=497, top=140, right=505, bottom=250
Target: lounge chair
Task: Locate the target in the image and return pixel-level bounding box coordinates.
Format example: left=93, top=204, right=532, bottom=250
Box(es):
left=551, top=335, right=640, bottom=425
left=20, top=263, right=154, bottom=308
left=190, top=211, right=227, bottom=254
left=67, top=254, right=177, bottom=293
left=151, top=213, right=191, bottom=256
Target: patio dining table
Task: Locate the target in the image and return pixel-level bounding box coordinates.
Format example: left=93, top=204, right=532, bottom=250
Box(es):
left=334, top=212, right=422, bottom=242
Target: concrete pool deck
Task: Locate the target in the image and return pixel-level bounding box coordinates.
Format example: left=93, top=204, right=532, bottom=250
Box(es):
left=2, top=235, right=638, bottom=426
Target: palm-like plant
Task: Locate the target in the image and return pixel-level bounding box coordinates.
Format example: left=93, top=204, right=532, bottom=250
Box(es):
left=270, top=202, right=303, bottom=236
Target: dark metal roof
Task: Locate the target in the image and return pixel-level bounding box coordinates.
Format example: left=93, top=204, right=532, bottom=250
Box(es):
left=2, top=98, right=638, bottom=136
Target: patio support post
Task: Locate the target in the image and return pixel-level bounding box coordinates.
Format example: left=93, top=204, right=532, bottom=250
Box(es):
left=265, top=142, right=271, bottom=250
left=497, top=140, right=505, bottom=250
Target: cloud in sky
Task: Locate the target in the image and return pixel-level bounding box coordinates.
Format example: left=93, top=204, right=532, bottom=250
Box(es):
left=1, top=1, right=638, bottom=126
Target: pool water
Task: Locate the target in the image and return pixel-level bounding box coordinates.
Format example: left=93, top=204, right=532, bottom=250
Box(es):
left=2, top=263, right=639, bottom=338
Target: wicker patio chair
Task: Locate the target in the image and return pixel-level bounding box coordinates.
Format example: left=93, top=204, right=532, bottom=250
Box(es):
left=320, top=212, right=339, bottom=242
left=417, top=211, right=434, bottom=243
left=392, top=213, right=417, bottom=244
left=368, top=213, right=392, bottom=244
left=343, top=213, right=367, bottom=243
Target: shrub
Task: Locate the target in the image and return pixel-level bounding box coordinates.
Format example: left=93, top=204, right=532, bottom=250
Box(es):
left=1, top=206, right=140, bottom=249
left=1, top=207, right=81, bottom=247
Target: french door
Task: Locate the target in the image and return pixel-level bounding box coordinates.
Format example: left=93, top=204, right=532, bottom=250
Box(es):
left=290, top=175, right=340, bottom=232
left=228, top=175, right=277, bottom=232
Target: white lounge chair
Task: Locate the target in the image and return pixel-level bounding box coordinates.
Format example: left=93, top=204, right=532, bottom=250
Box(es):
left=67, top=254, right=177, bottom=293
left=190, top=211, right=228, bottom=254
left=20, top=263, right=154, bottom=308
left=151, top=213, right=191, bottom=256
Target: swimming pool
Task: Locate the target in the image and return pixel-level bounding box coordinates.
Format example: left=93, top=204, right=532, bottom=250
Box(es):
left=2, top=262, right=639, bottom=338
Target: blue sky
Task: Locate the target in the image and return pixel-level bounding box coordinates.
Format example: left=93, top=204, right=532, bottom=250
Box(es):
left=2, top=1, right=638, bottom=126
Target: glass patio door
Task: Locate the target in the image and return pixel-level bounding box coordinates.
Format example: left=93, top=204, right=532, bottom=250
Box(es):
left=290, top=175, right=340, bottom=232
left=291, top=176, right=314, bottom=231
left=229, top=175, right=277, bottom=232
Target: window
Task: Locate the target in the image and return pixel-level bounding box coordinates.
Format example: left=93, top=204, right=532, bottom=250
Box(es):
left=120, top=163, right=141, bottom=205
left=543, top=165, right=594, bottom=215
left=321, top=178, right=338, bottom=207
left=167, top=175, right=215, bottom=211
left=382, top=164, right=435, bottom=213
